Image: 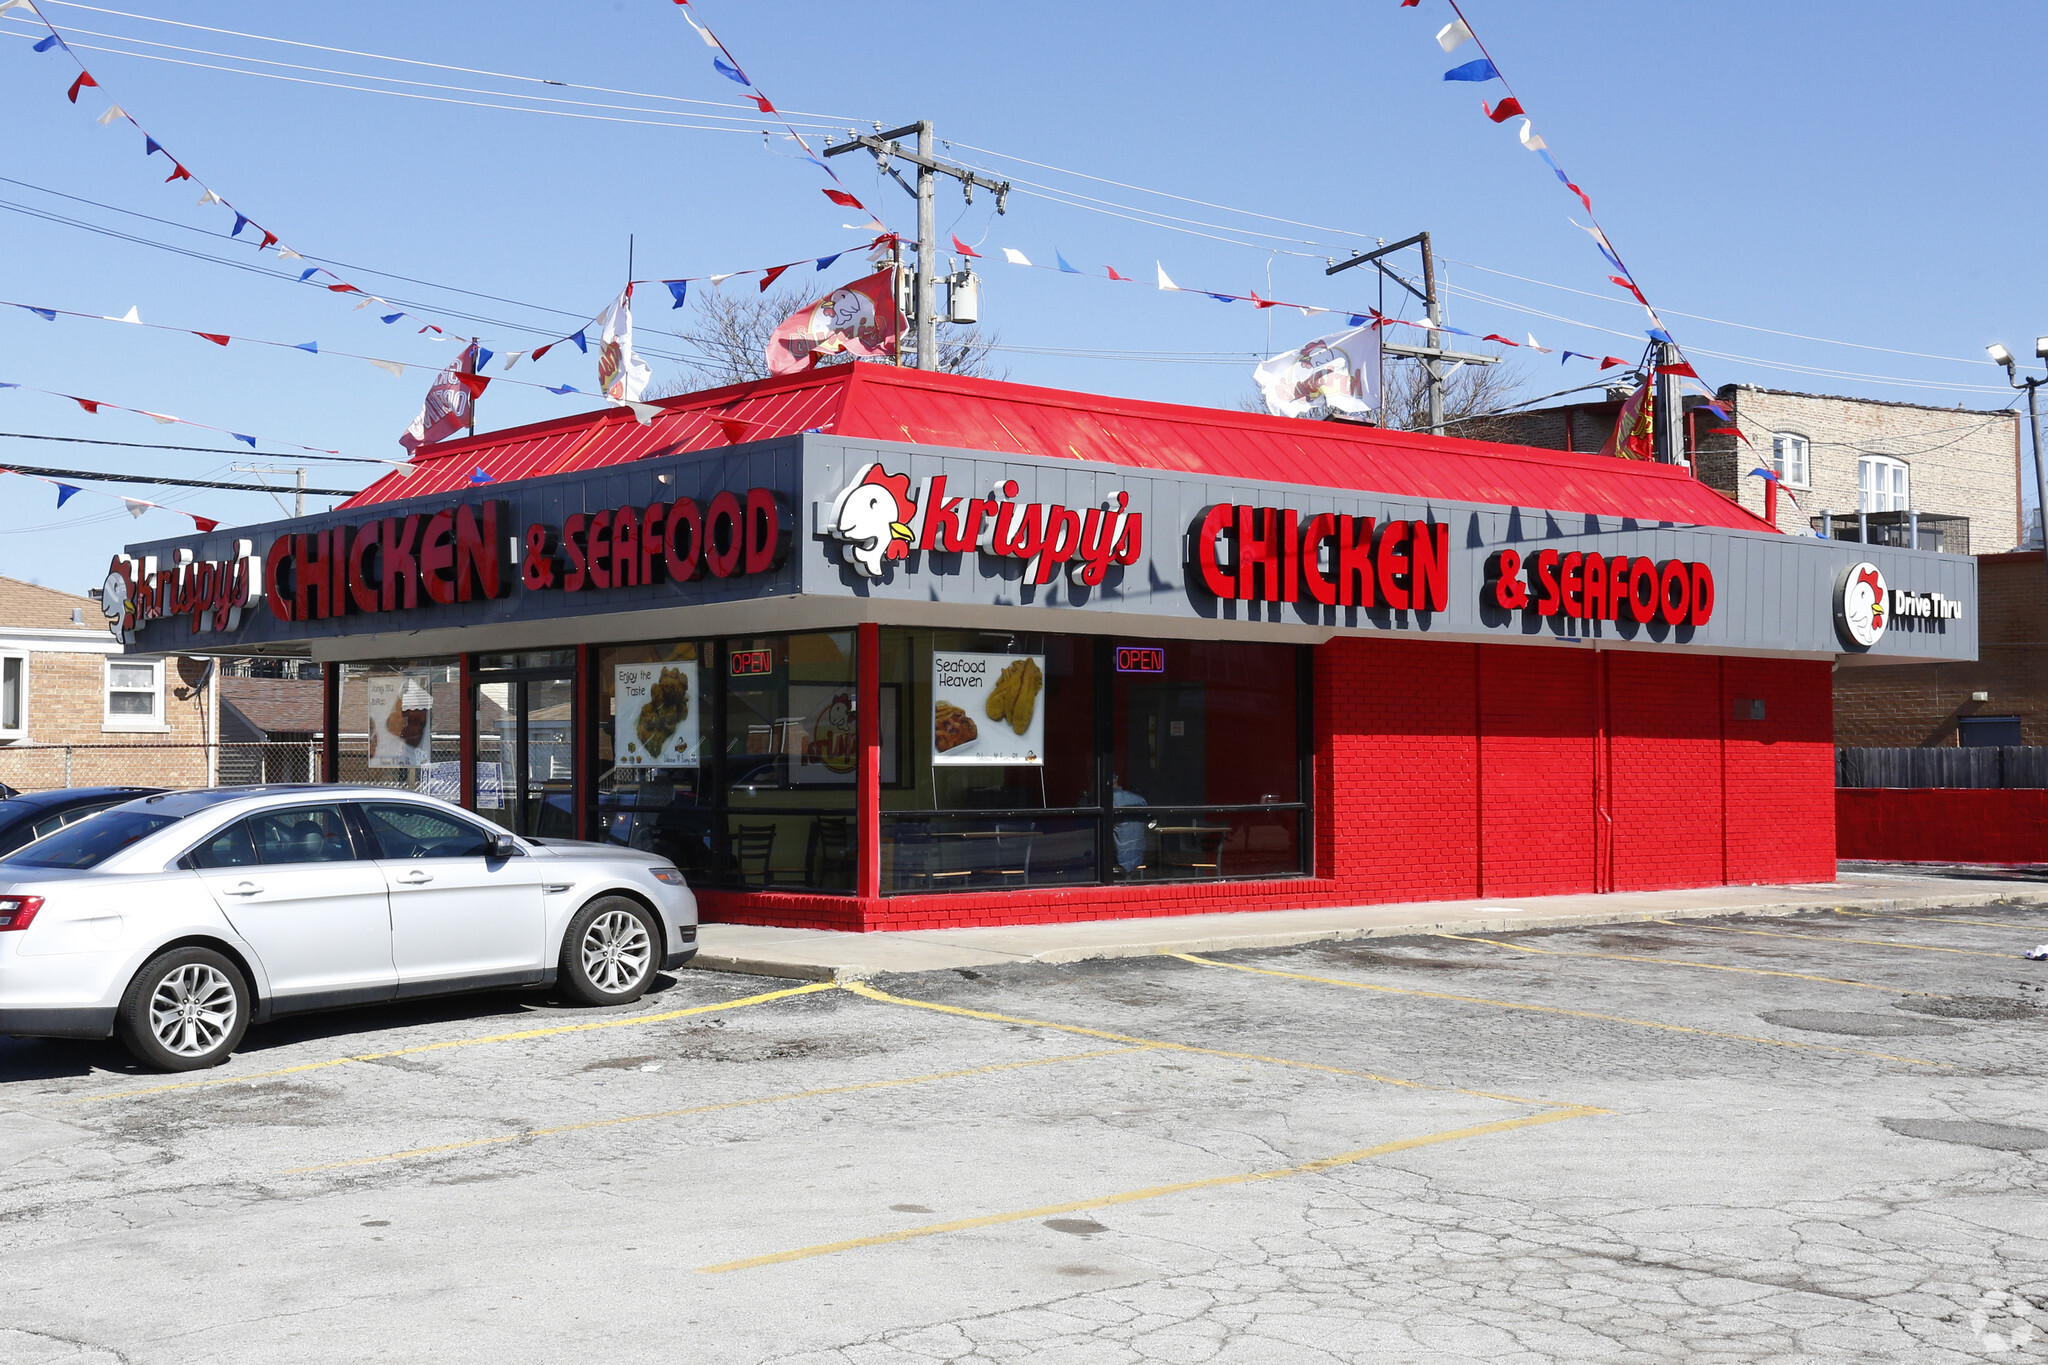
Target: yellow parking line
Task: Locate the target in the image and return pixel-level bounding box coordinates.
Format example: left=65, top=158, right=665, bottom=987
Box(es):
left=59, top=981, right=839, bottom=1105
left=279, top=1044, right=1152, bottom=1175
left=843, top=981, right=1598, bottom=1112
left=698, top=1105, right=1603, bottom=1274
left=1833, top=907, right=2048, bottom=933
left=1174, top=954, right=1947, bottom=1067
left=1433, top=932, right=1924, bottom=993
left=1657, top=920, right=2025, bottom=960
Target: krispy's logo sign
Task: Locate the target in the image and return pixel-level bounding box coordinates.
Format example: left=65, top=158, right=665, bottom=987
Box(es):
left=1835, top=561, right=1887, bottom=649
left=824, top=462, right=1143, bottom=586
left=102, top=541, right=262, bottom=643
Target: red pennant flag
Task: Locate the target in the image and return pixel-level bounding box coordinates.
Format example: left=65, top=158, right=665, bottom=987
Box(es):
left=194, top=332, right=230, bottom=346
left=758, top=263, right=792, bottom=292
left=1105, top=266, right=1129, bottom=281
left=951, top=235, right=981, bottom=259
left=822, top=189, right=864, bottom=209
left=1481, top=333, right=1516, bottom=345
left=67, top=71, right=97, bottom=104
left=189, top=515, right=220, bottom=533
left=258, top=230, right=278, bottom=250
left=327, top=283, right=359, bottom=294
left=72, top=396, right=102, bottom=414
left=1248, top=291, right=1278, bottom=310
left=1402, top=0, right=1420, bottom=6
left=1565, top=181, right=1591, bottom=213
left=1598, top=356, right=1628, bottom=369
left=165, top=163, right=191, bottom=182
left=1483, top=97, right=1524, bottom=123
left=456, top=372, right=491, bottom=400
left=1655, top=362, right=1700, bottom=378
left=530, top=343, right=553, bottom=361
left=751, top=94, right=775, bottom=113
left=419, top=324, right=444, bottom=335
left=1608, top=275, right=1648, bottom=305
left=713, top=417, right=750, bottom=443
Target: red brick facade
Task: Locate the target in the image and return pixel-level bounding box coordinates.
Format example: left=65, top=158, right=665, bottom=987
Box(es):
left=698, top=637, right=1838, bottom=931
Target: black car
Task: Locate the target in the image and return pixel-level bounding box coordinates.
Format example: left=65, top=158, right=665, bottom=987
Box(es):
left=0, top=787, right=162, bottom=858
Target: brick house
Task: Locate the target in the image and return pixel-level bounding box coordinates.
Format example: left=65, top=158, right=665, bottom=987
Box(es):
left=0, top=574, right=214, bottom=792
left=1465, top=384, right=2023, bottom=554
left=217, top=672, right=324, bottom=784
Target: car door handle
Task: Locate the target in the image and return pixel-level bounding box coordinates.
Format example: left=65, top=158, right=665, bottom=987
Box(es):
left=396, top=871, right=434, bottom=886
left=223, top=881, right=263, bottom=896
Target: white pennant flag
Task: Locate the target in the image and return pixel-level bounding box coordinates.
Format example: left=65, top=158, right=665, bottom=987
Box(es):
left=681, top=11, right=718, bottom=46
left=140, top=410, right=177, bottom=424
left=623, top=400, right=663, bottom=426
left=277, top=246, right=303, bottom=261
left=501, top=351, right=525, bottom=371
left=1525, top=333, right=1552, bottom=354
left=1436, top=18, right=1473, bottom=52
left=367, top=358, right=408, bottom=378
left=1518, top=120, right=1546, bottom=152
left=393, top=462, right=418, bottom=478
left=95, top=104, right=125, bottom=126
left=595, top=288, right=651, bottom=405
left=123, top=498, right=150, bottom=519
left=1253, top=323, right=1380, bottom=421
left=197, top=189, right=223, bottom=206
left=1001, top=248, right=1031, bottom=266
left=1157, top=263, right=1180, bottom=292
left=709, top=272, right=736, bottom=287
left=111, top=306, right=140, bottom=324
left=0, top=1, right=40, bottom=16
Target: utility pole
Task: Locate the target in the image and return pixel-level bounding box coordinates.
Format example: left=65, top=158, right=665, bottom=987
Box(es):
left=1988, top=340, right=2048, bottom=599
left=1328, top=232, right=1496, bottom=436
left=233, top=464, right=309, bottom=518
left=295, top=466, right=305, bottom=518
left=824, top=122, right=1010, bottom=370
left=1652, top=339, right=1683, bottom=466
left=466, top=336, right=479, bottom=439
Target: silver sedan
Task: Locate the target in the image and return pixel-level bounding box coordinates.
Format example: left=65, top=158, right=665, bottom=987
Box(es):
left=0, top=786, right=698, bottom=1071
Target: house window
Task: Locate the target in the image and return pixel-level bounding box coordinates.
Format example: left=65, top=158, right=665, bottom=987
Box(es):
left=0, top=654, right=25, bottom=738
left=1859, top=456, right=1909, bottom=512
left=104, top=658, right=164, bottom=728
left=1771, top=433, right=1810, bottom=488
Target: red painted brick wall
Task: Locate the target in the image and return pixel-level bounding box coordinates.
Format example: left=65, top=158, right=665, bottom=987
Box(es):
left=702, top=638, right=1838, bottom=931
left=1838, top=787, right=2048, bottom=864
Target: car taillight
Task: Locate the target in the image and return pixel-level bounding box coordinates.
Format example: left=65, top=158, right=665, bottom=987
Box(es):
left=0, top=896, right=44, bottom=931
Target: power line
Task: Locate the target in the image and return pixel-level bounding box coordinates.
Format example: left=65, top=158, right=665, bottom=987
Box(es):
left=0, top=459, right=357, bottom=495
left=0, top=430, right=387, bottom=465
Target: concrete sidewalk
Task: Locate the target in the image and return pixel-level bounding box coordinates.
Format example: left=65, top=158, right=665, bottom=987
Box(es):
left=689, top=867, right=2046, bottom=982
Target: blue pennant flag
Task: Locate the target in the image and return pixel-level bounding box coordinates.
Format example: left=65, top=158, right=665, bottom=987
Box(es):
left=231, top=214, right=249, bottom=238
left=1208, top=293, right=1236, bottom=304
left=666, top=280, right=689, bottom=308
left=468, top=468, right=493, bottom=485
left=712, top=57, right=748, bottom=84
left=1646, top=328, right=1674, bottom=343
left=1701, top=402, right=1732, bottom=420
left=33, top=34, right=58, bottom=52
left=22, top=306, right=55, bottom=321
left=1055, top=250, right=1082, bottom=275
left=144, top=135, right=162, bottom=157
left=0, top=382, right=17, bottom=389
left=298, top=267, right=320, bottom=282
left=1348, top=314, right=1371, bottom=327
left=1439, top=324, right=1474, bottom=336
left=231, top=433, right=256, bottom=448
left=54, top=483, right=80, bottom=507
left=1443, top=58, right=1499, bottom=82
left=1748, top=467, right=1775, bottom=482
left=473, top=346, right=493, bottom=370
left=570, top=331, right=588, bottom=353
left=547, top=384, right=581, bottom=395
left=1561, top=350, right=1587, bottom=364
left=293, top=341, right=317, bottom=353
left=813, top=253, right=842, bottom=272
left=381, top=313, right=405, bottom=324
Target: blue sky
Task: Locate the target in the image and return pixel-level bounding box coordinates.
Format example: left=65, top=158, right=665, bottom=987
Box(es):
left=1, top=0, right=2042, bottom=593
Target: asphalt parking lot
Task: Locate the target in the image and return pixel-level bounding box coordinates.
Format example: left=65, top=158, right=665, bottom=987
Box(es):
left=2, top=903, right=2045, bottom=1364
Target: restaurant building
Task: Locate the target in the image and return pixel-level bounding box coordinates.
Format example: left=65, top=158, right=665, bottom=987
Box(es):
left=110, top=365, right=1979, bottom=931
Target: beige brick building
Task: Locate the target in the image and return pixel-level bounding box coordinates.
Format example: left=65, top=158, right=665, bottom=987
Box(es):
left=0, top=575, right=216, bottom=792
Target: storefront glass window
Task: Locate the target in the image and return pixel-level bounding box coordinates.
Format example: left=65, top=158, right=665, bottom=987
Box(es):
left=335, top=659, right=461, bottom=796
left=472, top=654, right=576, bottom=839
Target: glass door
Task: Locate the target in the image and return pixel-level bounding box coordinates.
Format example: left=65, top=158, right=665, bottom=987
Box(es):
left=471, top=652, right=577, bottom=838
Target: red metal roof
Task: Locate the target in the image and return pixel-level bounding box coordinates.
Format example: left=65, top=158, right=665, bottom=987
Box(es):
left=343, top=363, right=1773, bottom=532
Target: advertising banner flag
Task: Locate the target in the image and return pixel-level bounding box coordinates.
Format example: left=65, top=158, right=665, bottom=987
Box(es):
left=398, top=345, right=474, bottom=452
left=613, top=661, right=699, bottom=769
left=367, top=674, right=434, bottom=767
left=765, top=268, right=903, bottom=375
left=1253, top=323, right=1379, bottom=420
left=932, top=651, right=1045, bottom=767
left=1599, top=375, right=1655, bottom=460
left=595, top=288, right=651, bottom=404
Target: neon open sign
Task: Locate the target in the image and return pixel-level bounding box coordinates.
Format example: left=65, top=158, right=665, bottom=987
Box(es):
left=729, top=648, right=774, bottom=677
left=1114, top=646, right=1165, bottom=674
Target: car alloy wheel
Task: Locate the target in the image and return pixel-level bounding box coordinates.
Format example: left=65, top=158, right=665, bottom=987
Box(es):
left=149, top=962, right=239, bottom=1058
left=580, top=908, right=652, bottom=995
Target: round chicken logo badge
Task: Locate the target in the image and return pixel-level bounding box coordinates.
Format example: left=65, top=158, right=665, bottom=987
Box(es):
left=828, top=463, right=917, bottom=579
left=1834, top=560, right=1888, bottom=649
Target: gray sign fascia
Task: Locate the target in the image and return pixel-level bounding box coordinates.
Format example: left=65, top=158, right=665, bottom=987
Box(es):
left=118, top=431, right=1976, bottom=664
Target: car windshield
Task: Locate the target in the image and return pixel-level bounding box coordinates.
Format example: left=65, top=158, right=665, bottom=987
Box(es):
left=0, top=809, right=184, bottom=869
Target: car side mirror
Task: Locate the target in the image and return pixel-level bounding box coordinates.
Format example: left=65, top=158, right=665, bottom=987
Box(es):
left=488, top=834, right=522, bottom=859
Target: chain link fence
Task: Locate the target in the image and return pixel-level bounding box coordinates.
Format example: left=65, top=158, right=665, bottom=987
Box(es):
left=0, top=741, right=322, bottom=794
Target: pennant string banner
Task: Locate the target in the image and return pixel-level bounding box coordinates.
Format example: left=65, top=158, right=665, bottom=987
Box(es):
left=0, top=462, right=218, bottom=532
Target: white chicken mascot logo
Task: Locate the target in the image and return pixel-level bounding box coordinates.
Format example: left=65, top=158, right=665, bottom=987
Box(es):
left=829, top=463, right=917, bottom=580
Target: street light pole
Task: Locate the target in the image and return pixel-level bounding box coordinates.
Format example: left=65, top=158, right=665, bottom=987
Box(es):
left=1988, top=340, right=2048, bottom=597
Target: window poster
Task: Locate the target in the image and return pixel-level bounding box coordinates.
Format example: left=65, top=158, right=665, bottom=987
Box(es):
left=931, top=651, right=1045, bottom=766
left=788, top=684, right=900, bottom=785
left=614, top=660, right=700, bottom=769
left=366, top=673, right=434, bottom=768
